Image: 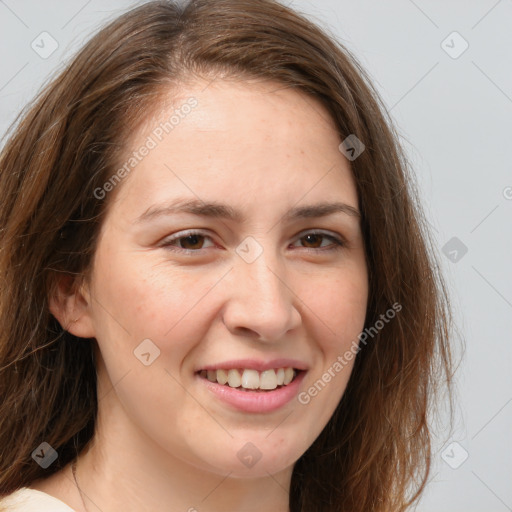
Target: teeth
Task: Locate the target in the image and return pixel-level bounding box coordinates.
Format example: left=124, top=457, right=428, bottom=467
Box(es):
left=201, top=367, right=298, bottom=390
left=259, top=369, right=278, bottom=390
left=216, top=369, right=228, bottom=385
left=284, top=367, right=294, bottom=385
left=241, top=369, right=260, bottom=389
left=227, top=369, right=241, bottom=388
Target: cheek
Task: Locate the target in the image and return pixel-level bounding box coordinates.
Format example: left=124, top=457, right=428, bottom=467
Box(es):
left=295, top=271, right=366, bottom=434
left=92, top=248, right=228, bottom=358
left=297, top=264, right=368, bottom=348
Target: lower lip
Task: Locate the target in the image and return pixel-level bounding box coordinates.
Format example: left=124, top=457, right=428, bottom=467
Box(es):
left=197, top=371, right=306, bottom=413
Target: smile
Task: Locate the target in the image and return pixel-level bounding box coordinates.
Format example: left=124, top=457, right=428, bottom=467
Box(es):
left=196, top=367, right=306, bottom=413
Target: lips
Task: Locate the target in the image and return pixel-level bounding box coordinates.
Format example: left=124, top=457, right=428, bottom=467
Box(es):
left=196, top=368, right=307, bottom=413
left=194, top=358, right=308, bottom=412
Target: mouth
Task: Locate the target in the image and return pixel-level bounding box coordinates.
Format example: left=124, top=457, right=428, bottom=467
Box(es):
left=195, top=362, right=307, bottom=413
left=196, top=367, right=303, bottom=392
left=195, top=358, right=308, bottom=413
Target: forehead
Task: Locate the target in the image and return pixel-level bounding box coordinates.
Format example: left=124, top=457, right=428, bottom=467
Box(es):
left=107, top=78, right=358, bottom=222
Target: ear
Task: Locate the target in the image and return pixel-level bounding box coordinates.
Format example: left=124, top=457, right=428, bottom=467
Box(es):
left=49, top=273, right=96, bottom=339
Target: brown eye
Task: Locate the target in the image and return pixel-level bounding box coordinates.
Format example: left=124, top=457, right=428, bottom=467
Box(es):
left=300, top=234, right=324, bottom=248
left=177, top=234, right=206, bottom=250
left=293, top=231, right=345, bottom=251
left=161, top=231, right=215, bottom=252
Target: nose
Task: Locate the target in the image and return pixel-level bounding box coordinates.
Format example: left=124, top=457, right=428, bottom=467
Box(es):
left=222, top=250, right=302, bottom=343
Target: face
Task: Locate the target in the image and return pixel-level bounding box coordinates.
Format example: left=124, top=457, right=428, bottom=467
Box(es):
left=67, top=78, right=368, bottom=479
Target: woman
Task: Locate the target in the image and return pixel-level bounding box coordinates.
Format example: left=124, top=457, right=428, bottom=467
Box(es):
left=0, top=0, right=453, bottom=510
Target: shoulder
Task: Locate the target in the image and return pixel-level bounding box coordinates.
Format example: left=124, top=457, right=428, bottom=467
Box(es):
left=0, top=487, right=76, bottom=511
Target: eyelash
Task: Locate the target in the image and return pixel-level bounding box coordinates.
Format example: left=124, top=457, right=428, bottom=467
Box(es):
left=160, top=229, right=346, bottom=255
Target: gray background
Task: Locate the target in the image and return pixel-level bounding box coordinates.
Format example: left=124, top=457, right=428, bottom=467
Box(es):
left=1, top=1, right=511, bottom=510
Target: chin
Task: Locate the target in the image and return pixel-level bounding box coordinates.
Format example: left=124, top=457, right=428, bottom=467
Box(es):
left=198, top=442, right=303, bottom=479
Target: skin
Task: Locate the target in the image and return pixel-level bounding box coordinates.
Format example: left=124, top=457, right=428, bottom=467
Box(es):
left=32, top=78, right=368, bottom=512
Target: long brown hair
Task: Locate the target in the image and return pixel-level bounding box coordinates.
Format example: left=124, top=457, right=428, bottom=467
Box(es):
left=0, top=1, right=454, bottom=510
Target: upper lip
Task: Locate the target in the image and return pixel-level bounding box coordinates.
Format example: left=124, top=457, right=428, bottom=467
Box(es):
left=196, top=358, right=309, bottom=373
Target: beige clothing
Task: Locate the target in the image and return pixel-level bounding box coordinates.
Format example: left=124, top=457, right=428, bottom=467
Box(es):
left=0, top=487, right=75, bottom=511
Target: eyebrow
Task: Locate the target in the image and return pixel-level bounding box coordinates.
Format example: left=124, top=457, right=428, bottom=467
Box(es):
left=134, top=197, right=360, bottom=224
